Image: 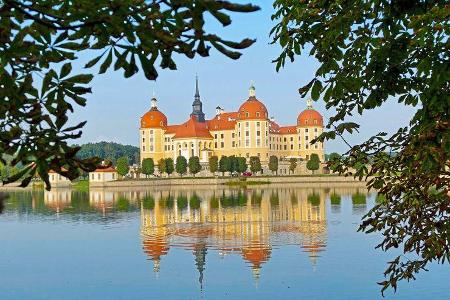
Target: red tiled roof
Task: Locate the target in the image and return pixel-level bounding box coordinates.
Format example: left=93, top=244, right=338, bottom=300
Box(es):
left=237, top=96, right=268, bottom=120
left=92, top=166, right=117, bottom=173
left=279, top=125, right=297, bottom=134
left=269, top=120, right=280, bottom=134
left=297, top=109, right=323, bottom=127
left=141, top=108, right=168, bottom=128
left=172, top=116, right=213, bottom=139
left=207, top=112, right=238, bottom=131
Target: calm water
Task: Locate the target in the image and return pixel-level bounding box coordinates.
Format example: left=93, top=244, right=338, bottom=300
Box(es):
left=1, top=184, right=449, bottom=300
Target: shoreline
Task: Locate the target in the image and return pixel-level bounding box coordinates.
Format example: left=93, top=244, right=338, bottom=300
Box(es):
left=0, top=175, right=370, bottom=190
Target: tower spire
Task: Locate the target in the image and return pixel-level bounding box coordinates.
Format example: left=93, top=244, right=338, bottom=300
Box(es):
left=191, top=74, right=205, bottom=122
left=195, top=74, right=200, bottom=99
left=249, top=81, right=256, bottom=98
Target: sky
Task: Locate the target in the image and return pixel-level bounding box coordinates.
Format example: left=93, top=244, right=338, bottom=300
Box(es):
left=71, top=1, right=416, bottom=154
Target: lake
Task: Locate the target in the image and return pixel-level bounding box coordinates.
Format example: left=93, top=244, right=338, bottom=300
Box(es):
left=0, top=184, right=449, bottom=299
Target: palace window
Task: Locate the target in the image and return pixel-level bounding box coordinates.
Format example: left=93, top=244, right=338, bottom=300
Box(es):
left=305, top=128, right=309, bottom=133
left=245, top=139, right=250, bottom=147
left=305, top=144, right=309, bottom=149
left=305, top=136, right=309, bottom=141
left=291, top=145, right=294, bottom=150
left=298, top=144, right=301, bottom=149
left=150, top=130, right=154, bottom=134
left=315, top=128, right=318, bottom=132
left=221, top=133, right=224, bottom=139
left=232, top=141, right=235, bottom=147
left=256, top=139, right=261, bottom=147
left=256, top=121, right=260, bottom=127
left=257, top=131, right=260, bottom=136
left=290, top=137, right=294, bottom=142
left=150, top=146, right=154, bottom=151
left=315, top=144, right=318, bottom=149
left=284, top=137, right=287, bottom=142
left=232, top=133, right=235, bottom=138
left=245, top=122, right=249, bottom=127
left=215, top=142, right=218, bottom=148
left=245, top=131, right=249, bottom=137
left=142, top=138, right=145, bottom=143
left=284, top=145, right=287, bottom=150
left=142, top=146, right=145, bottom=151
left=221, top=142, right=224, bottom=148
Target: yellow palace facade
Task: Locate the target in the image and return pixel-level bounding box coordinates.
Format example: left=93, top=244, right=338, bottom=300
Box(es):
left=139, top=78, right=325, bottom=164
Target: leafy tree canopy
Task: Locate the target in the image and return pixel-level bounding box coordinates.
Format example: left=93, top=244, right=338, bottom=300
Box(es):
left=165, top=158, right=174, bottom=176
left=288, top=157, right=297, bottom=174
left=219, top=156, right=230, bottom=176
left=0, top=0, right=259, bottom=189
left=188, top=156, right=201, bottom=176
left=116, top=156, right=129, bottom=177
left=272, top=0, right=449, bottom=293
left=176, top=156, right=187, bottom=176
left=209, top=156, right=219, bottom=174
left=249, top=156, right=261, bottom=173
left=76, top=142, right=139, bottom=165
left=269, top=155, right=278, bottom=174
left=157, top=158, right=166, bottom=175
left=141, top=158, right=154, bottom=177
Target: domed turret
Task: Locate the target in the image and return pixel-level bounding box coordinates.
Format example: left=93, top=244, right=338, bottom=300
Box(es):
left=237, top=84, right=268, bottom=120
left=297, top=99, right=323, bottom=127
left=140, top=97, right=168, bottom=128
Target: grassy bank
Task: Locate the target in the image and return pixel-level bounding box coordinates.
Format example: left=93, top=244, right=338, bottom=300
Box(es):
left=72, top=180, right=89, bottom=191
left=224, top=179, right=271, bottom=187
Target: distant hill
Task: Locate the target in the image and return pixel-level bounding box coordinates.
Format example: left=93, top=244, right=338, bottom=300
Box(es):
left=75, top=142, right=139, bottom=165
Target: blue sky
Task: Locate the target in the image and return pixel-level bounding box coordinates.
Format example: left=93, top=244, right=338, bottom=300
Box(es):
left=71, top=1, right=416, bottom=153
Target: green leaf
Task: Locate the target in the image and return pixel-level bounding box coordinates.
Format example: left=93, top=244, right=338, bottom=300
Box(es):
left=60, top=63, right=72, bottom=78
left=99, top=49, right=113, bottom=74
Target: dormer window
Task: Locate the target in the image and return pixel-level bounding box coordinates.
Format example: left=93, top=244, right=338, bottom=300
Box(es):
left=160, top=121, right=163, bottom=126
left=256, top=112, right=260, bottom=117
left=245, top=112, right=249, bottom=118
left=314, top=120, right=317, bottom=125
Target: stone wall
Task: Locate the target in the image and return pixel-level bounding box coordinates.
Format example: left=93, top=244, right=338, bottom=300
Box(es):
left=89, top=175, right=368, bottom=188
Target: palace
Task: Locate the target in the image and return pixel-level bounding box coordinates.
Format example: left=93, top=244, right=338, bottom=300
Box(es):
left=139, top=78, right=324, bottom=164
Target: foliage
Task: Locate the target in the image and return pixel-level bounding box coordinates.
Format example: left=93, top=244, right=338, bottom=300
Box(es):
left=306, top=154, right=320, bottom=174
left=165, top=158, right=174, bottom=176
left=307, top=193, right=320, bottom=206
left=76, top=142, right=139, bottom=165
left=228, top=155, right=238, bottom=173
left=177, top=195, right=188, bottom=210
left=0, top=0, right=259, bottom=190
left=272, top=0, right=450, bottom=293
left=189, top=194, right=201, bottom=209
left=116, top=197, right=130, bottom=211
left=289, top=158, right=297, bottom=174
left=352, top=193, right=367, bottom=205
left=249, top=156, right=261, bottom=174
left=330, top=194, right=341, bottom=206
left=268, top=155, right=278, bottom=174
left=142, top=196, right=155, bottom=210
left=188, top=156, right=201, bottom=177
left=141, top=158, right=154, bottom=178
left=209, top=156, right=219, bottom=174
left=219, top=156, right=230, bottom=176
left=157, top=158, right=166, bottom=175
left=116, top=156, right=129, bottom=177
left=237, top=157, right=247, bottom=173
left=176, top=156, right=187, bottom=177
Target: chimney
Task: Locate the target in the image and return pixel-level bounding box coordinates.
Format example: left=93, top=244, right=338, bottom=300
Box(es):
left=216, top=106, right=222, bottom=116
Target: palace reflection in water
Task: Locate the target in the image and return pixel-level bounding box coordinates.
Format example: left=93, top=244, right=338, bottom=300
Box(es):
left=4, top=185, right=371, bottom=289
left=139, top=187, right=330, bottom=285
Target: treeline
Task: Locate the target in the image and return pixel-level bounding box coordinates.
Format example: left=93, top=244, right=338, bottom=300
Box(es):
left=75, top=142, right=139, bottom=165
